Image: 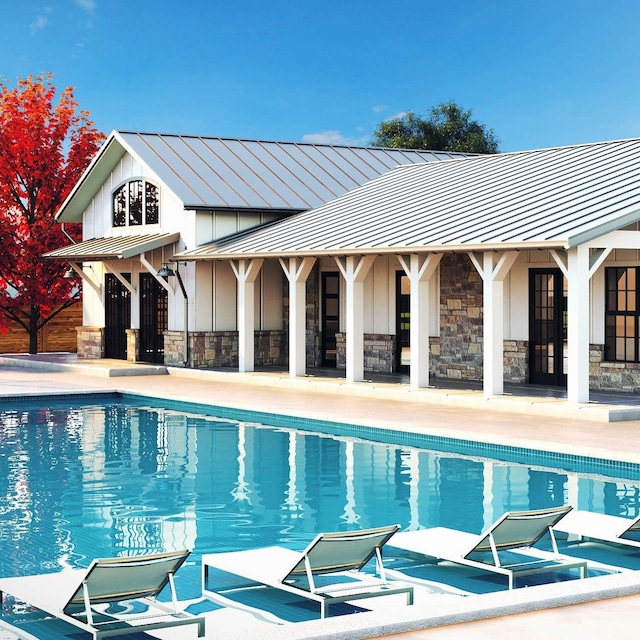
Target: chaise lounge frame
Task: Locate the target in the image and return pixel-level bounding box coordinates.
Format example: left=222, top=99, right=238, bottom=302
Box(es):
left=202, top=524, right=413, bottom=618
left=0, top=549, right=205, bottom=639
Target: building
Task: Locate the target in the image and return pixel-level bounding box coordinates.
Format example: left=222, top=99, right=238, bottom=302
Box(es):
left=44, top=131, right=466, bottom=364
left=45, top=133, right=640, bottom=405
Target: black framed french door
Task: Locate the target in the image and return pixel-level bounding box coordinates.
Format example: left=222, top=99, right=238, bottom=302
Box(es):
left=396, top=271, right=410, bottom=373
left=321, top=272, right=340, bottom=367
left=139, top=273, right=168, bottom=364
left=104, top=273, right=131, bottom=360
left=529, top=268, right=567, bottom=386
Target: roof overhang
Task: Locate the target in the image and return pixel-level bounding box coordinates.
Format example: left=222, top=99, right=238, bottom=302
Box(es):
left=43, top=232, right=181, bottom=261
left=173, top=239, right=568, bottom=261
left=55, top=132, right=128, bottom=223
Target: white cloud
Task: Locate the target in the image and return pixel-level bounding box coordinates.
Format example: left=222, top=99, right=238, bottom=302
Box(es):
left=372, top=104, right=387, bottom=113
left=301, top=130, right=369, bottom=146
left=74, top=0, right=96, bottom=11
left=385, top=110, right=409, bottom=121
left=30, top=7, right=53, bottom=34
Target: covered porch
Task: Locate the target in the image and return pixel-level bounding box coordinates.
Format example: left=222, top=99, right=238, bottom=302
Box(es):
left=175, top=139, right=640, bottom=408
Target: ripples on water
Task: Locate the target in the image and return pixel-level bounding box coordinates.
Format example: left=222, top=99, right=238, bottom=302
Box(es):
left=0, top=399, right=637, bottom=583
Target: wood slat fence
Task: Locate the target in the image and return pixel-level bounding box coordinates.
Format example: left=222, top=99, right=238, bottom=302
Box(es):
left=0, top=303, right=82, bottom=354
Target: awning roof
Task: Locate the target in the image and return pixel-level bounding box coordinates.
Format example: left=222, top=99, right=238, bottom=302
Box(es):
left=43, top=232, right=180, bottom=261
left=175, top=138, right=640, bottom=260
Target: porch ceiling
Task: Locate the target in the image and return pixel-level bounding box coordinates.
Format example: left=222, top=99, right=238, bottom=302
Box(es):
left=43, top=232, right=180, bottom=261
left=174, top=138, right=640, bottom=260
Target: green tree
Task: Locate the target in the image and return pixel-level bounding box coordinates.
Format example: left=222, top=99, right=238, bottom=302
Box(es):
left=372, top=101, right=499, bottom=153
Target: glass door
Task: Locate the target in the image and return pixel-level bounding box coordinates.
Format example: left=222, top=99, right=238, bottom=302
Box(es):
left=396, top=272, right=410, bottom=373
left=529, top=269, right=567, bottom=386
left=321, top=272, right=339, bottom=367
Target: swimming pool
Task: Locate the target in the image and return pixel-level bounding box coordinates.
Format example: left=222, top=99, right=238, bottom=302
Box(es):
left=0, top=392, right=638, bottom=631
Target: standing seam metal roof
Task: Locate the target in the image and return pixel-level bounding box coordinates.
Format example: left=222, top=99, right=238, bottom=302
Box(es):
left=174, top=138, right=640, bottom=258
left=116, top=132, right=471, bottom=211
left=42, top=233, right=180, bottom=261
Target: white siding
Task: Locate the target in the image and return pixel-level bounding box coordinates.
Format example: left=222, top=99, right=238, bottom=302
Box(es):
left=215, top=262, right=237, bottom=331
left=261, top=260, right=283, bottom=330
left=194, top=261, right=214, bottom=331
left=507, top=260, right=528, bottom=341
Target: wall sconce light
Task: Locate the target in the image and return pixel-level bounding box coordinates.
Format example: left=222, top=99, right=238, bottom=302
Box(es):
left=157, top=262, right=189, bottom=368
left=158, top=264, right=175, bottom=278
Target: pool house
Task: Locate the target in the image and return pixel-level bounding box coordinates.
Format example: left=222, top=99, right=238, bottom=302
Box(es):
left=45, top=134, right=640, bottom=406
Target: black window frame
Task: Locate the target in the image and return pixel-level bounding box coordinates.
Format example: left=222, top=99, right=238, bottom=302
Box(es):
left=605, top=266, right=640, bottom=363
left=112, top=179, right=159, bottom=227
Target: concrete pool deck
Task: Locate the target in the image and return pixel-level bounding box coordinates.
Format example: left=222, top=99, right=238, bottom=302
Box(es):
left=0, top=354, right=640, bottom=638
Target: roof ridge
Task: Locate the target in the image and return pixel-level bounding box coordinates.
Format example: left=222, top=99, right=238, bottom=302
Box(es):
left=114, top=130, right=472, bottom=155
left=389, top=136, right=640, bottom=170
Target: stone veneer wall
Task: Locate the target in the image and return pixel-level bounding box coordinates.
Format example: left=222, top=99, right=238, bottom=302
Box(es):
left=336, top=333, right=528, bottom=382
left=335, top=333, right=395, bottom=373
left=166, top=330, right=286, bottom=368
left=589, top=343, right=640, bottom=392
left=433, top=253, right=484, bottom=380
left=503, top=340, right=528, bottom=383
left=126, top=329, right=138, bottom=363
left=76, top=326, right=103, bottom=359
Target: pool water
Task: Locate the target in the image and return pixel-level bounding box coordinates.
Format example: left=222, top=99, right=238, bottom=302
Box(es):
left=0, top=394, right=638, bottom=604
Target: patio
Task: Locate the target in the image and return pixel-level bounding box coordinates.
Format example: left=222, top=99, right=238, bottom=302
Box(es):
left=0, top=354, right=639, bottom=638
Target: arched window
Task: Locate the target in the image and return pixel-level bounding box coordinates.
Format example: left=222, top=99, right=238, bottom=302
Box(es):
left=113, top=180, right=159, bottom=227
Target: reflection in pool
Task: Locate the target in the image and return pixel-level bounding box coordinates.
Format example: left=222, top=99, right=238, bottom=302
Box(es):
left=0, top=396, right=637, bottom=588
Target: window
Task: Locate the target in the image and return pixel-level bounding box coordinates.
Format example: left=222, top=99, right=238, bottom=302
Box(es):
left=113, top=180, right=159, bottom=227
left=605, top=267, right=640, bottom=362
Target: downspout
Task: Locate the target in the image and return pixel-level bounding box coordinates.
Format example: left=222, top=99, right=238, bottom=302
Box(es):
left=61, top=223, right=77, bottom=245
left=174, top=266, right=189, bottom=367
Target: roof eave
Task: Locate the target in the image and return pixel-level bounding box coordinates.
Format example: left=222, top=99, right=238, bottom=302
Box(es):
left=56, top=131, right=125, bottom=223
left=565, top=206, right=640, bottom=248
left=43, top=232, right=181, bottom=261
left=173, top=240, right=566, bottom=261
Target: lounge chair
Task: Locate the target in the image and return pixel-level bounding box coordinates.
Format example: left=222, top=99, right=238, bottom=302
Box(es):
left=202, top=524, right=414, bottom=619
left=553, top=509, right=640, bottom=547
left=388, top=505, right=587, bottom=590
left=0, top=549, right=205, bottom=639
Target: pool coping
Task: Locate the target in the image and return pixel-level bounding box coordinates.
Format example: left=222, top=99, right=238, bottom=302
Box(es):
left=234, top=570, right=640, bottom=639
left=2, top=389, right=640, bottom=480
left=1, top=354, right=640, bottom=423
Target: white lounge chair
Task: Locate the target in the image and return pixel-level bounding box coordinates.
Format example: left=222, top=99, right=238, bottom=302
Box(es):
left=202, top=524, right=414, bottom=619
left=553, top=509, right=640, bottom=547
left=0, top=550, right=205, bottom=639
left=389, top=505, right=587, bottom=590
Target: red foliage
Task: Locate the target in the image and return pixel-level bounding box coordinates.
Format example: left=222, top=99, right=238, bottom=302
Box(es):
left=0, top=74, right=105, bottom=352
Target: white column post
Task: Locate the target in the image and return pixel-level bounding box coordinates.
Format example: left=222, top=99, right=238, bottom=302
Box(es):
left=468, top=251, right=519, bottom=397
left=567, top=245, right=591, bottom=403
left=335, top=255, right=376, bottom=382
left=279, top=257, right=317, bottom=378
left=230, top=258, right=264, bottom=373
left=397, top=254, right=442, bottom=388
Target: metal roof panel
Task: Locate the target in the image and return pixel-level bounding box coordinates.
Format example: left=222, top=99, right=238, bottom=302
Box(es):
left=43, top=232, right=180, bottom=261
left=175, top=138, right=640, bottom=258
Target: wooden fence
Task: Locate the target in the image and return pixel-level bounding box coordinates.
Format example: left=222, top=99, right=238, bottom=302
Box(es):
left=0, top=303, right=82, bottom=354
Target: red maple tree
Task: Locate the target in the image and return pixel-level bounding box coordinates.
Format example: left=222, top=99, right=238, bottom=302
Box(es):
left=0, top=74, right=104, bottom=354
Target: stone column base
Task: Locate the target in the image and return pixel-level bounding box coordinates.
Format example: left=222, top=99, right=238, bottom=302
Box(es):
left=76, top=326, right=104, bottom=359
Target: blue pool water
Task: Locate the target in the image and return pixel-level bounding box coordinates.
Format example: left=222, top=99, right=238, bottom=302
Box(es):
left=0, top=393, right=638, bottom=606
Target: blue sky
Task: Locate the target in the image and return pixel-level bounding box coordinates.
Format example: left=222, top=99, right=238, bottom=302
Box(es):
left=2, top=0, right=640, bottom=152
